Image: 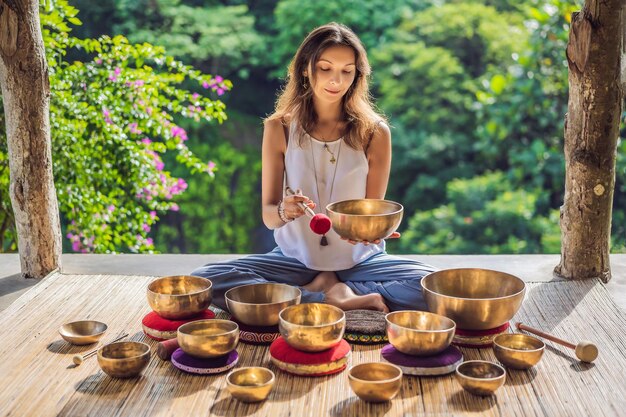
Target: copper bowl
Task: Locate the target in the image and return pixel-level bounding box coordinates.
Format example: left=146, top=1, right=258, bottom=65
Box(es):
left=147, top=275, right=212, bottom=319
left=493, top=333, right=545, bottom=369
left=422, top=268, right=526, bottom=330
left=59, top=320, right=108, bottom=345
left=278, top=303, right=345, bottom=352
left=326, top=199, right=403, bottom=242
left=348, top=362, right=403, bottom=402
left=97, top=341, right=151, bottom=378
left=226, top=367, right=275, bottom=403
left=456, top=360, right=506, bottom=396
left=177, top=319, right=239, bottom=358
left=386, top=311, right=455, bottom=356
left=225, top=283, right=301, bottom=326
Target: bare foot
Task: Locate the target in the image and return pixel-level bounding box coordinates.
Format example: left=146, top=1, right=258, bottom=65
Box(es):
left=324, top=282, right=389, bottom=313
left=303, top=271, right=339, bottom=293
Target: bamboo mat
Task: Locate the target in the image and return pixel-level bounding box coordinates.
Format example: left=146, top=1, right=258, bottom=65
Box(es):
left=0, top=273, right=625, bottom=417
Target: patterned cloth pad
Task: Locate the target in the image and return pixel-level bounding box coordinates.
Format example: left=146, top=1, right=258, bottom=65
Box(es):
left=171, top=348, right=239, bottom=375
left=269, top=337, right=351, bottom=376
left=231, top=319, right=281, bottom=345
left=381, top=344, right=463, bottom=376
left=344, top=309, right=388, bottom=345
left=142, top=309, right=216, bottom=341
left=452, top=322, right=511, bottom=348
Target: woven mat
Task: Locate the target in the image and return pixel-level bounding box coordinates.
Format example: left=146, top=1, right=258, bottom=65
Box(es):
left=345, top=309, right=386, bottom=334
left=1, top=274, right=626, bottom=417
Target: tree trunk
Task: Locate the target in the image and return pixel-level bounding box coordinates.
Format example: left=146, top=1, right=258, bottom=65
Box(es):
left=555, top=0, right=624, bottom=282
left=0, top=0, right=61, bottom=277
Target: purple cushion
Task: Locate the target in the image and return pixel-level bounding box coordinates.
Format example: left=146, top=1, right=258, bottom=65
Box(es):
left=381, top=344, right=463, bottom=376
left=171, top=348, right=239, bottom=375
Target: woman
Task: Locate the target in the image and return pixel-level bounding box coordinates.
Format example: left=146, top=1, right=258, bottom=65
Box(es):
left=191, top=23, right=436, bottom=313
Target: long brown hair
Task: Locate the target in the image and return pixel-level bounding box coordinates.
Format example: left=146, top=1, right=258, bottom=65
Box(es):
left=266, top=22, right=386, bottom=150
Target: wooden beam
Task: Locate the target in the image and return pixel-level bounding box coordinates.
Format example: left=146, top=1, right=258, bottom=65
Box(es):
left=0, top=0, right=61, bottom=278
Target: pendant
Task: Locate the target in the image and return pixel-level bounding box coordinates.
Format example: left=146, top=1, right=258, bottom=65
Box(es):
left=320, top=235, right=328, bottom=246
left=330, top=156, right=336, bottom=164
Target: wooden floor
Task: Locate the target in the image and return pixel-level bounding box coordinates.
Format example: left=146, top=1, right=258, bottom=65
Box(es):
left=1, top=272, right=625, bottom=416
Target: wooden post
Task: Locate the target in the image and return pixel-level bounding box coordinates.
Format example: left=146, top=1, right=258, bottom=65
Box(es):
left=0, top=0, right=61, bottom=277
left=555, top=0, right=624, bottom=282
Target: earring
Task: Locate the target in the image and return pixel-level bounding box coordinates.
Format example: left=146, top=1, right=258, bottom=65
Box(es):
left=303, top=77, right=309, bottom=90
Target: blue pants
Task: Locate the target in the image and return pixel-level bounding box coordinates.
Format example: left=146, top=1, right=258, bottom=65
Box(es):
left=190, top=247, right=437, bottom=312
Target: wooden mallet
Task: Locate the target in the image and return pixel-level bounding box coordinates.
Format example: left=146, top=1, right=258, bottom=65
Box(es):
left=516, top=322, right=598, bottom=363
left=285, top=187, right=331, bottom=235
left=72, top=333, right=129, bottom=365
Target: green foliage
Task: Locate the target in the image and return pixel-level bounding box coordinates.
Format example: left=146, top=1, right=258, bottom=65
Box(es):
left=269, top=0, right=431, bottom=78
left=398, top=172, right=561, bottom=254
left=1, top=0, right=232, bottom=253
left=70, top=0, right=265, bottom=80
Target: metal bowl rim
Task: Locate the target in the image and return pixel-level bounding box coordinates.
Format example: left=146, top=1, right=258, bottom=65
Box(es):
left=147, top=275, right=212, bottom=298
left=279, top=303, right=346, bottom=328
left=225, top=283, right=302, bottom=306
left=493, top=334, right=545, bottom=353
left=59, top=320, right=108, bottom=337
left=97, top=341, right=151, bottom=361
left=422, top=268, right=526, bottom=302
left=226, top=366, right=275, bottom=388
left=385, top=310, right=456, bottom=333
left=178, top=319, right=239, bottom=336
left=455, top=360, right=506, bottom=381
left=348, top=362, right=403, bottom=384
left=326, top=199, right=404, bottom=217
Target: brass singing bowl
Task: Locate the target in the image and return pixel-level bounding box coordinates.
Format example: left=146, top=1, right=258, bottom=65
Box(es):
left=225, top=283, right=301, bottom=326
left=348, top=362, right=403, bottom=402
left=422, top=268, right=526, bottom=330
left=326, top=199, right=403, bottom=242
left=97, top=341, right=150, bottom=378
left=493, top=333, right=545, bottom=369
left=456, top=361, right=506, bottom=396
left=226, top=367, right=275, bottom=403
left=177, top=319, right=239, bottom=358
left=59, top=320, right=108, bottom=345
left=278, top=303, right=345, bottom=352
left=386, top=311, right=455, bottom=356
left=147, top=275, right=212, bottom=319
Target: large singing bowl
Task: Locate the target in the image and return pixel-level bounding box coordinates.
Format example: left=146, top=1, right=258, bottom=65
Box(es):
left=326, top=199, right=403, bottom=242
left=225, top=283, right=302, bottom=326
left=147, top=275, right=212, bottom=320
left=421, top=268, right=526, bottom=330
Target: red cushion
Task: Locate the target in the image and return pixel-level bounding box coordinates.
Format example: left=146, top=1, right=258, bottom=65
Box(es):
left=142, top=310, right=215, bottom=341
left=269, top=337, right=350, bottom=365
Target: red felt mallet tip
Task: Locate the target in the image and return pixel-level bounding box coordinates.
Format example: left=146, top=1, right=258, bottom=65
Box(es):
left=310, top=213, right=332, bottom=235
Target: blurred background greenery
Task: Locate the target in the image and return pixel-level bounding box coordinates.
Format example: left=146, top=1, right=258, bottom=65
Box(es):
left=1, top=0, right=625, bottom=255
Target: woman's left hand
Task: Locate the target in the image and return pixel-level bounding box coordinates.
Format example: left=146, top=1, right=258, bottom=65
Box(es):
left=341, top=231, right=401, bottom=246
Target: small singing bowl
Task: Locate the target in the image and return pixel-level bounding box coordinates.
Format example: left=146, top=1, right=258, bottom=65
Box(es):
left=386, top=311, right=455, bottom=356
left=226, top=367, right=275, bottom=403
left=456, top=360, right=506, bottom=396
left=97, top=341, right=151, bottom=378
left=422, top=268, right=526, bottom=330
left=59, top=320, right=108, bottom=345
left=177, top=319, right=239, bottom=358
left=348, top=362, right=403, bottom=402
left=147, top=275, right=212, bottom=319
left=493, top=333, right=545, bottom=369
left=225, top=283, right=301, bottom=326
left=278, top=303, right=345, bottom=352
left=326, top=199, right=403, bottom=242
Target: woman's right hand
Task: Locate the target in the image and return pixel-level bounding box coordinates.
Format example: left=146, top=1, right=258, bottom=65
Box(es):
left=282, top=193, right=316, bottom=220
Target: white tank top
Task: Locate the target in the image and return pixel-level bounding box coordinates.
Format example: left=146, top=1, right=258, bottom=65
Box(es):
left=274, top=122, right=384, bottom=271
